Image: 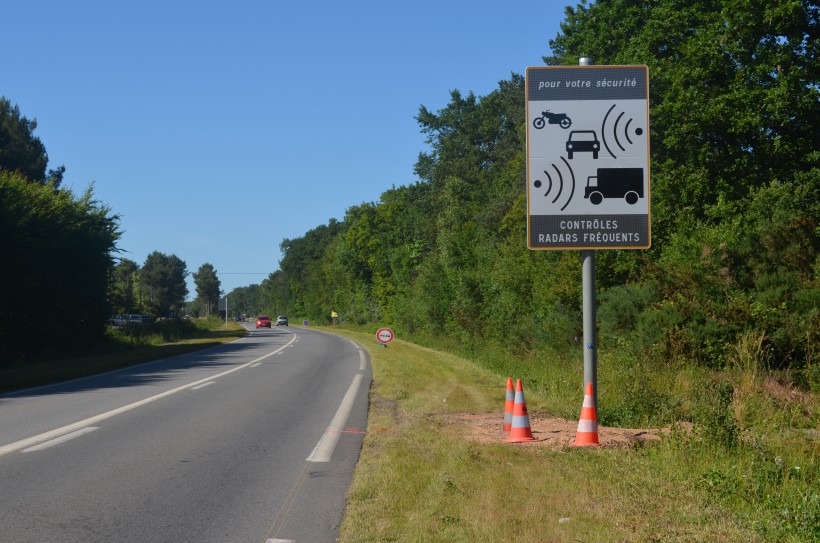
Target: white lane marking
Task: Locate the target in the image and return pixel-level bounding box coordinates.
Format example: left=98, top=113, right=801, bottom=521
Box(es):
left=267, top=540, right=295, bottom=543
left=306, top=373, right=364, bottom=463
left=250, top=362, right=261, bottom=368
left=0, top=336, right=298, bottom=457
left=22, top=427, right=100, bottom=453
left=191, top=381, right=215, bottom=390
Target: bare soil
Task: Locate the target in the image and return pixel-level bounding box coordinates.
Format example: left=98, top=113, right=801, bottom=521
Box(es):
left=436, top=412, right=677, bottom=449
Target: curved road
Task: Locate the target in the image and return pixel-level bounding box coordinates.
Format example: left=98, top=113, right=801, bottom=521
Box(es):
left=0, top=325, right=371, bottom=543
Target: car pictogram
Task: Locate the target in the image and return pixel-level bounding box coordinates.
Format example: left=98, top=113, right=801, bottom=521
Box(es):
left=566, top=130, right=600, bottom=159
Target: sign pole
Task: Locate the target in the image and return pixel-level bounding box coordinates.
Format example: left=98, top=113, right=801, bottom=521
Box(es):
left=376, top=327, right=395, bottom=347
left=582, top=248, right=597, bottom=407
left=578, top=57, right=598, bottom=408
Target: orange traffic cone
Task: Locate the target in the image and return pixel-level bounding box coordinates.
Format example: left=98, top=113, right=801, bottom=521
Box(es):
left=503, top=377, right=514, bottom=433
left=572, top=382, right=600, bottom=446
left=509, top=379, right=536, bottom=442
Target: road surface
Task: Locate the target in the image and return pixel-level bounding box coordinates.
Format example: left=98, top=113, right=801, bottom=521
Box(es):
left=0, top=324, right=371, bottom=543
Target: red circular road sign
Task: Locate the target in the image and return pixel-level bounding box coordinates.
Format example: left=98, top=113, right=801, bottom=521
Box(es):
left=376, top=327, right=395, bottom=344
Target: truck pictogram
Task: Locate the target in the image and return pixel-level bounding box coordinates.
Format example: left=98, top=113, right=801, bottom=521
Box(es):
left=584, top=168, right=643, bottom=205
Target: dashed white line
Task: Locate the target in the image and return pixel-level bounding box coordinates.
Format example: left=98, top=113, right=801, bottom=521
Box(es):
left=22, top=427, right=100, bottom=452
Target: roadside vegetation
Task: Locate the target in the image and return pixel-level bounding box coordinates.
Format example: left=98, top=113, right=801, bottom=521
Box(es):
left=330, top=327, right=818, bottom=542
left=0, top=317, right=245, bottom=393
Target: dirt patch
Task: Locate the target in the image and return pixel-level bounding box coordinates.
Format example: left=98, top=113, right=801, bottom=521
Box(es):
left=435, top=412, right=674, bottom=449
left=762, top=376, right=809, bottom=404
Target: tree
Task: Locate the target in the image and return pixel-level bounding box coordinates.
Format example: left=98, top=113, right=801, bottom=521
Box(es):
left=193, top=263, right=221, bottom=317
left=0, top=97, right=63, bottom=186
left=109, top=258, right=140, bottom=314
left=140, top=252, right=188, bottom=317
left=545, top=0, right=819, bottom=244
left=0, top=169, right=120, bottom=360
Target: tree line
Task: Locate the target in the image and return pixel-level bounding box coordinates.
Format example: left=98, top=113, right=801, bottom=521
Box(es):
left=258, top=0, right=819, bottom=386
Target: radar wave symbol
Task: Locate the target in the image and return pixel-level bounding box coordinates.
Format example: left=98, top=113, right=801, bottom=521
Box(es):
left=601, top=104, right=644, bottom=159
left=533, top=157, right=575, bottom=211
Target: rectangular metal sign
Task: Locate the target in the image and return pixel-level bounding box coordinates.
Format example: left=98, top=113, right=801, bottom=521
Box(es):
left=526, top=65, right=651, bottom=250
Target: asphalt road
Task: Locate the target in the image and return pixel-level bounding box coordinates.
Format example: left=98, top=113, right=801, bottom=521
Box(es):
left=0, top=324, right=371, bottom=543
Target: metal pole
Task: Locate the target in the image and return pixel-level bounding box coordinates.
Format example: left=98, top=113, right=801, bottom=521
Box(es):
left=579, top=56, right=598, bottom=408
left=582, top=250, right=597, bottom=407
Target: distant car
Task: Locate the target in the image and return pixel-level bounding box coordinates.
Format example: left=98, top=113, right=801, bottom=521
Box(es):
left=110, top=314, right=151, bottom=326
left=565, top=130, right=600, bottom=159
left=256, top=315, right=271, bottom=329
left=276, top=316, right=288, bottom=326
left=110, top=314, right=129, bottom=326
left=129, top=314, right=152, bottom=325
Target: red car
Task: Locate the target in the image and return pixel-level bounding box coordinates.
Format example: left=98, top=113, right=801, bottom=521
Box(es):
left=256, top=315, right=271, bottom=329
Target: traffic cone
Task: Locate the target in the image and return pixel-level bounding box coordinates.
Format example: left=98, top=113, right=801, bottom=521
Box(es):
left=502, top=377, right=514, bottom=433
left=509, top=379, right=536, bottom=442
left=572, top=382, right=600, bottom=446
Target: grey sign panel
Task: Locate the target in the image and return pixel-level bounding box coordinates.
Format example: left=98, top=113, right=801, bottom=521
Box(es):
left=527, top=66, right=648, bottom=101
left=526, top=65, right=651, bottom=250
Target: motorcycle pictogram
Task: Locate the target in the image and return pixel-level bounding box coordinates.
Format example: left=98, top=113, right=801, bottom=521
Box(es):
left=533, top=110, right=572, bottom=130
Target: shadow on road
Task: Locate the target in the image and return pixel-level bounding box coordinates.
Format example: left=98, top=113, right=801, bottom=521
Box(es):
left=0, top=332, right=293, bottom=399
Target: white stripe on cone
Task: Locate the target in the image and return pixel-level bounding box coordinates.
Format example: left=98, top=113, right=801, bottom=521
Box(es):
left=576, top=419, right=598, bottom=433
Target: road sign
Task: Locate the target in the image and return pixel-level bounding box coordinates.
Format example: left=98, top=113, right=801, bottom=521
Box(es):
left=376, top=327, right=395, bottom=345
left=526, top=65, right=650, bottom=250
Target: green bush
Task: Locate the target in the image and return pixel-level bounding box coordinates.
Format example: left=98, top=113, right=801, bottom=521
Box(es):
left=111, top=318, right=203, bottom=345
left=598, top=282, right=659, bottom=338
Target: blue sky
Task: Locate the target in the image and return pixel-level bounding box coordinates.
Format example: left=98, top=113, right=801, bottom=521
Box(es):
left=3, top=0, right=570, bottom=296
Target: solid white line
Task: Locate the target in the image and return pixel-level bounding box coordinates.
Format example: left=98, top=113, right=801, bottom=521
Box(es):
left=0, top=336, right=298, bottom=457
left=191, top=381, right=215, bottom=390
left=22, top=427, right=100, bottom=452
left=250, top=362, right=261, bottom=367
left=306, top=373, right=363, bottom=463
left=267, top=539, right=296, bottom=543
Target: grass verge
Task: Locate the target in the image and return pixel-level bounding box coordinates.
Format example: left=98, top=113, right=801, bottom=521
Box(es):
left=0, top=318, right=246, bottom=393
left=326, top=327, right=816, bottom=542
